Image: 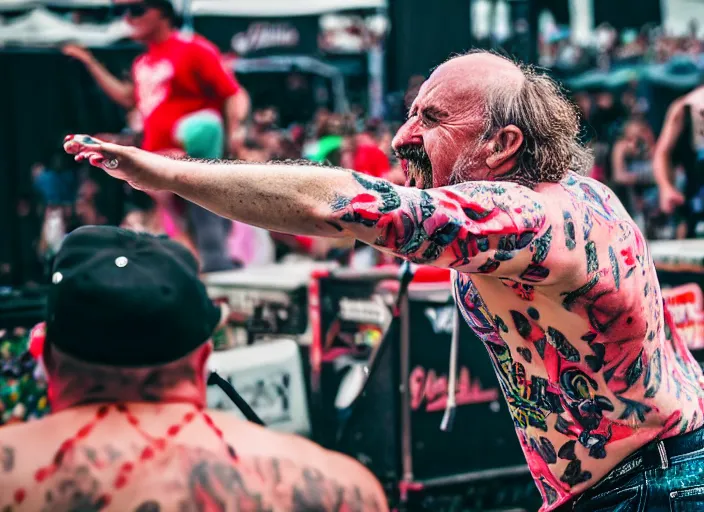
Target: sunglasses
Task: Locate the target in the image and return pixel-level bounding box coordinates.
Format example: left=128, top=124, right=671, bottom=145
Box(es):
left=115, top=2, right=148, bottom=18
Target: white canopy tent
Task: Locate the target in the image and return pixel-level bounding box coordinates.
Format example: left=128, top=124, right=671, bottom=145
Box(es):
left=189, top=0, right=384, bottom=17
left=0, top=7, right=131, bottom=46
left=0, top=0, right=184, bottom=11
left=0, top=0, right=386, bottom=47
left=0, top=0, right=384, bottom=14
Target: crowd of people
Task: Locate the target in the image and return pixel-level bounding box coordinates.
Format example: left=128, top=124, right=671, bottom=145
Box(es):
left=538, top=20, right=704, bottom=240
left=31, top=106, right=406, bottom=270
left=25, top=17, right=704, bottom=279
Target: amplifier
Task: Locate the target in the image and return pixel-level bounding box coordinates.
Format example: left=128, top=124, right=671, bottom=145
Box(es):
left=651, top=239, right=704, bottom=361
left=406, top=286, right=527, bottom=481
left=308, top=268, right=398, bottom=447
left=207, top=338, right=311, bottom=437
left=328, top=275, right=540, bottom=509
left=203, top=262, right=337, bottom=344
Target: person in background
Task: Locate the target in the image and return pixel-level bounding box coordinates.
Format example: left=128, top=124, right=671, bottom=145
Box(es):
left=0, top=226, right=387, bottom=511
left=654, top=83, right=704, bottom=238
left=611, top=118, right=661, bottom=237
left=0, top=327, right=49, bottom=427
left=120, top=190, right=199, bottom=258
left=304, top=115, right=345, bottom=166
left=590, top=91, right=626, bottom=143
left=32, top=155, right=79, bottom=264
left=349, top=120, right=391, bottom=178
left=62, top=0, right=249, bottom=272
left=251, top=106, right=279, bottom=135
left=341, top=120, right=405, bottom=187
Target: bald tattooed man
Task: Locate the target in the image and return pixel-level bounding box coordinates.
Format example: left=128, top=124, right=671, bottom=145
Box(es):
left=64, top=51, right=704, bottom=511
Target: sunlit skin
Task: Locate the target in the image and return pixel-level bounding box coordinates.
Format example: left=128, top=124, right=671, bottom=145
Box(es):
left=0, top=344, right=387, bottom=511
left=60, top=52, right=704, bottom=511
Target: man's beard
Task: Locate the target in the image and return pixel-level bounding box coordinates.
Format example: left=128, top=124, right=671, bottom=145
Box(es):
left=395, top=145, right=433, bottom=189
left=448, top=142, right=483, bottom=185
left=396, top=143, right=483, bottom=189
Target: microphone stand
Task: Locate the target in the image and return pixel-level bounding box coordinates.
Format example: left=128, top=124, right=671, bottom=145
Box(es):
left=394, top=261, right=415, bottom=315
left=207, top=371, right=266, bottom=426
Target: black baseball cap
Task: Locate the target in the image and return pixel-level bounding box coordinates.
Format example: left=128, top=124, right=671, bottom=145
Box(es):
left=46, top=226, right=220, bottom=367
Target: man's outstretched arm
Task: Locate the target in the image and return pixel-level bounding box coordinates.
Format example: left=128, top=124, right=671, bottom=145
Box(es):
left=65, top=137, right=553, bottom=279
left=175, top=160, right=550, bottom=275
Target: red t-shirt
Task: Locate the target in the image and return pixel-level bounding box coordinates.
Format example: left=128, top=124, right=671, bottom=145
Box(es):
left=133, top=32, right=240, bottom=152
left=352, top=144, right=391, bottom=178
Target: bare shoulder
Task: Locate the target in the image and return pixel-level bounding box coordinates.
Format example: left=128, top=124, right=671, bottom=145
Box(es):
left=0, top=416, right=388, bottom=512
left=210, top=411, right=388, bottom=508
left=524, top=174, right=634, bottom=284
left=215, top=411, right=380, bottom=479
left=557, top=173, right=628, bottom=220
left=0, top=412, right=51, bottom=444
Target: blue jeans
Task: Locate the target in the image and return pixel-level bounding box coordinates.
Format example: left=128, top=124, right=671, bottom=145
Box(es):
left=567, top=427, right=704, bottom=511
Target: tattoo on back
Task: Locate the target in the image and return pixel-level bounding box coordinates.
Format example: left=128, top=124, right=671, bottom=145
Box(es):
left=0, top=438, right=382, bottom=512
left=451, top=175, right=704, bottom=509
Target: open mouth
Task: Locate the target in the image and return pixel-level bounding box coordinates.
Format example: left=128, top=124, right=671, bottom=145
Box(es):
left=396, top=145, right=432, bottom=190
left=404, top=160, right=427, bottom=189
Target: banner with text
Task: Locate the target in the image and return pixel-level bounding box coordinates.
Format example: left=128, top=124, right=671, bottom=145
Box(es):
left=662, top=283, right=704, bottom=350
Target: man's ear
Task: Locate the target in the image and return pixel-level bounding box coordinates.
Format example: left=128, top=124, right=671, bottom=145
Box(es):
left=486, top=125, right=523, bottom=169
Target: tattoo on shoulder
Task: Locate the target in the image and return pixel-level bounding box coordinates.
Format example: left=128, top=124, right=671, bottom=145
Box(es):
left=331, top=173, right=545, bottom=271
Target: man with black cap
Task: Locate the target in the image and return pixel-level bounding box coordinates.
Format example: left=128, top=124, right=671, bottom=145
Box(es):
left=63, top=0, right=250, bottom=272
left=0, top=226, right=386, bottom=511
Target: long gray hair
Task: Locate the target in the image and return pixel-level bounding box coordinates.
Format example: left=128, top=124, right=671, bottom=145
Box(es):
left=471, top=53, right=593, bottom=187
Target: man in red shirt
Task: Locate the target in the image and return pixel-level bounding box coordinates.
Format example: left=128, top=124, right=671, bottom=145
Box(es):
left=349, top=121, right=391, bottom=179
left=63, top=0, right=249, bottom=272
left=345, top=122, right=404, bottom=185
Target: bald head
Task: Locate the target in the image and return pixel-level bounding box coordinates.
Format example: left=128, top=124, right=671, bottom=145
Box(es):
left=434, top=52, right=525, bottom=94
left=392, top=50, right=591, bottom=189
left=410, top=52, right=525, bottom=123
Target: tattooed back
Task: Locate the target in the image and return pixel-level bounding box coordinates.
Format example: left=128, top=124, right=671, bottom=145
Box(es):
left=452, top=173, right=704, bottom=510
left=0, top=404, right=387, bottom=511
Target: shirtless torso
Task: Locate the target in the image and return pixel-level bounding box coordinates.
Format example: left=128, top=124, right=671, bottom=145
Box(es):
left=444, top=173, right=704, bottom=509
left=0, top=403, right=387, bottom=511
left=685, top=86, right=704, bottom=155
